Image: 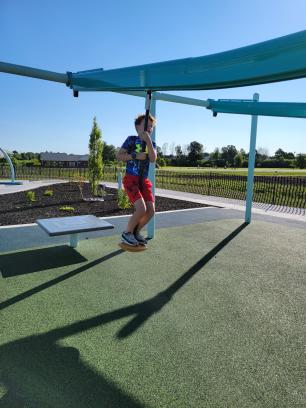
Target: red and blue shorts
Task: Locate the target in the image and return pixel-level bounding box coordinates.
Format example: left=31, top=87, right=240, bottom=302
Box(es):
left=123, top=174, right=154, bottom=204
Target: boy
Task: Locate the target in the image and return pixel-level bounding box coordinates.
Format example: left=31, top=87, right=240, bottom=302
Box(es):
left=116, top=113, right=157, bottom=246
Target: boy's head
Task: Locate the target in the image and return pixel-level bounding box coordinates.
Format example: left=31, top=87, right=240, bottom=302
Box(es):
left=135, top=113, right=156, bottom=135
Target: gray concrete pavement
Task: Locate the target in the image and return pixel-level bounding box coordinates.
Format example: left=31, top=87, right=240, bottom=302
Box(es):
left=1, top=206, right=305, bottom=253
left=0, top=179, right=67, bottom=194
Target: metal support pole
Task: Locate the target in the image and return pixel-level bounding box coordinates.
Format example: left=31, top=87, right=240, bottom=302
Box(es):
left=0, top=61, right=68, bottom=83
left=117, top=170, right=122, bottom=190
left=245, top=93, right=259, bottom=223
left=69, top=233, right=79, bottom=248
left=0, top=147, right=16, bottom=183
left=147, top=93, right=156, bottom=239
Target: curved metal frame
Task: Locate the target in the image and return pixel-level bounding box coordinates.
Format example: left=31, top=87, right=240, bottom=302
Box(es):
left=0, top=147, right=16, bottom=183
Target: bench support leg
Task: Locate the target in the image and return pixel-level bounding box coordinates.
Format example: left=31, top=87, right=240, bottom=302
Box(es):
left=69, top=233, right=78, bottom=248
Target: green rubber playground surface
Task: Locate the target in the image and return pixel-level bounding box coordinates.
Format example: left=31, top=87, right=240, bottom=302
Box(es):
left=1, top=219, right=305, bottom=407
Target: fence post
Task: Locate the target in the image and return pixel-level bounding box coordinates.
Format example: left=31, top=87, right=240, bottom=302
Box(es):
left=272, top=177, right=276, bottom=205
left=117, top=170, right=122, bottom=190
left=208, top=172, right=212, bottom=196
left=245, top=93, right=259, bottom=224
left=147, top=93, right=156, bottom=239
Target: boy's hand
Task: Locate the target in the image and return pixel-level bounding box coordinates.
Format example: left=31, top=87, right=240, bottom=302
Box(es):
left=140, top=131, right=151, bottom=143
left=137, top=152, right=147, bottom=160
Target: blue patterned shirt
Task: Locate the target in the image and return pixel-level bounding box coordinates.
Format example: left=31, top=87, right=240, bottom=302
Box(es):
left=121, top=135, right=156, bottom=178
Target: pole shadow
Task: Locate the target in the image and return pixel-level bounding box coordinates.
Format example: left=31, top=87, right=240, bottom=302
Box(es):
left=2, top=223, right=247, bottom=335
left=0, top=249, right=124, bottom=310
left=116, top=221, right=248, bottom=338
left=18, top=222, right=248, bottom=340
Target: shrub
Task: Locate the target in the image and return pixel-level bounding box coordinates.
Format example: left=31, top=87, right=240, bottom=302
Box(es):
left=43, top=189, right=53, bottom=196
left=157, top=157, right=167, bottom=167
left=59, top=206, right=75, bottom=212
left=117, top=189, right=131, bottom=209
left=26, top=191, right=36, bottom=202
left=260, top=159, right=294, bottom=168
left=74, top=175, right=85, bottom=199
left=98, top=183, right=107, bottom=197
left=295, top=154, right=306, bottom=169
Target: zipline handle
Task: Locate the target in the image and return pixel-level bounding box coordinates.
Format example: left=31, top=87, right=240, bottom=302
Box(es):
left=139, top=90, right=152, bottom=183
left=143, top=90, right=152, bottom=144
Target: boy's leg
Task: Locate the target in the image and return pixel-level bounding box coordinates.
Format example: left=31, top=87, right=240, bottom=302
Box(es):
left=126, top=198, right=147, bottom=233
left=121, top=175, right=147, bottom=245
left=134, top=201, right=155, bottom=233
left=134, top=178, right=155, bottom=234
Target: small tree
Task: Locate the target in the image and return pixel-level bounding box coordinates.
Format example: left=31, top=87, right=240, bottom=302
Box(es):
left=210, top=148, right=220, bottom=164
left=295, top=153, right=306, bottom=169
left=103, top=143, right=117, bottom=163
left=221, top=145, right=238, bottom=167
left=234, top=153, right=243, bottom=168
left=187, top=141, right=204, bottom=166
left=175, top=145, right=183, bottom=158
left=88, top=117, right=103, bottom=196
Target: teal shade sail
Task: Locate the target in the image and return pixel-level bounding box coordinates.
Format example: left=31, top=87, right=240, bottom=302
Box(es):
left=70, top=30, right=306, bottom=92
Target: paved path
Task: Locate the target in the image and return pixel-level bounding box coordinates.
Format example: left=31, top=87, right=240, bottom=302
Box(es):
left=0, top=179, right=67, bottom=194
left=1, top=206, right=305, bottom=253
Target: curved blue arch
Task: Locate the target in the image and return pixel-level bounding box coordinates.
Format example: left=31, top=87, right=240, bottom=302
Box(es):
left=0, top=148, right=22, bottom=185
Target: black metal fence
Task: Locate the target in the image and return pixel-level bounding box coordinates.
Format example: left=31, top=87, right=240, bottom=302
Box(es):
left=1, top=165, right=305, bottom=209
left=156, top=171, right=306, bottom=209
left=0, top=165, right=119, bottom=182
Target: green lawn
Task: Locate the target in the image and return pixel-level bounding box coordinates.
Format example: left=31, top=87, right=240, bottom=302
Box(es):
left=163, top=166, right=306, bottom=177
left=156, top=171, right=306, bottom=208
left=1, top=219, right=305, bottom=407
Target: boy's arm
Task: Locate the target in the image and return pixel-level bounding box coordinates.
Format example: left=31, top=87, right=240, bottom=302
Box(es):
left=141, top=133, right=157, bottom=162
left=117, top=136, right=134, bottom=162
left=116, top=148, right=133, bottom=162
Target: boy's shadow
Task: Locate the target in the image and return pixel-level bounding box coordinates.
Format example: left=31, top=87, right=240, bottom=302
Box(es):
left=0, top=334, right=144, bottom=408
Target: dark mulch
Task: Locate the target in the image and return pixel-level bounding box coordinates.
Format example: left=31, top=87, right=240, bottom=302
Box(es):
left=0, top=182, right=210, bottom=226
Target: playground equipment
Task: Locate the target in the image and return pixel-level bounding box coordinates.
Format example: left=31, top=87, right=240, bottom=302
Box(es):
left=1, top=30, right=305, bottom=233
left=36, top=215, right=114, bottom=248
left=0, top=148, right=22, bottom=185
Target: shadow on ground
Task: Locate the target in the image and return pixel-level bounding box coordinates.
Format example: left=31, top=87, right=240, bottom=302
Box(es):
left=0, top=223, right=247, bottom=407
left=0, top=337, right=144, bottom=408
left=0, top=249, right=124, bottom=311
left=0, top=246, right=87, bottom=277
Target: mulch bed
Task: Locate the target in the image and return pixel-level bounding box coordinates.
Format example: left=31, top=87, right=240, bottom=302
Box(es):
left=0, top=182, right=209, bottom=226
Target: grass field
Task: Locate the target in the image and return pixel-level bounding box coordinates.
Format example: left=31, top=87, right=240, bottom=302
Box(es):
left=3, top=165, right=306, bottom=180
left=157, top=170, right=306, bottom=208
left=162, top=166, right=306, bottom=177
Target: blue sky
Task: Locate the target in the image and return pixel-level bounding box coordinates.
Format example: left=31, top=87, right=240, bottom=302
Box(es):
left=1, top=0, right=306, bottom=156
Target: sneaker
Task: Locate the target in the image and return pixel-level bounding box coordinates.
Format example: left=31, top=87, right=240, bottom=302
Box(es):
left=134, top=231, right=148, bottom=245
left=121, top=232, right=139, bottom=246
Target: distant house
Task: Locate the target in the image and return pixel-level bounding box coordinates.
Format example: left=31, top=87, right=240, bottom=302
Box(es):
left=40, top=152, right=89, bottom=168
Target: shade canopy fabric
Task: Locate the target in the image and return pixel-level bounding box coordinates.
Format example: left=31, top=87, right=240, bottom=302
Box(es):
left=70, top=30, right=306, bottom=92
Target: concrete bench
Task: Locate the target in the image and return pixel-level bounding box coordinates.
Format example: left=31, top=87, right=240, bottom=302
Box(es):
left=36, top=215, right=114, bottom=248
